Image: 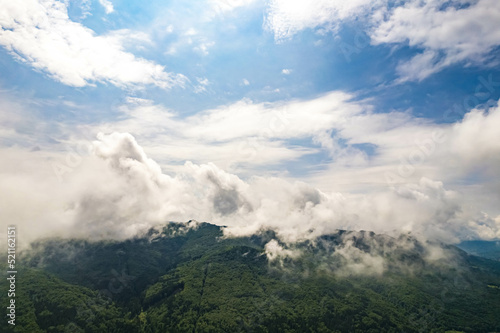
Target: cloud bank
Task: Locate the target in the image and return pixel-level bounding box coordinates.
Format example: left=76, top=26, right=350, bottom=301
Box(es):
left=1, top=86, right=499, bottom=249
left=1, top=123, right=499, bottom=248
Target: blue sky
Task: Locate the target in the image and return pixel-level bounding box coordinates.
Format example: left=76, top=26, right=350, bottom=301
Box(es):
left=1, top=0, right=500, bottom=243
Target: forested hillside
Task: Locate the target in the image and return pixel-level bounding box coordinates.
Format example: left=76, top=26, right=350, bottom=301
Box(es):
left=2, top=222, right=500, bottom=332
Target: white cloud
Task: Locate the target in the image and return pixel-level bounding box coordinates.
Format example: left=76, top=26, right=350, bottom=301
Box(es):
left=75, top=0, right=93, bottom=19
left=0, top=0, right=186, bottom=88
left=210, top=0, right=259, bottom=13
left=281, top=68, right=291, bottom=75
left=1, top=131, right=498, bottom=249
left=264, top=0, right=500, bottom=80
left=194, top=40, right=215, bottom=55
left=104, top=29, right=153, bottom=48
left=87, top=92, right=500, bottom=220
left=5, top=86, right=500, bottom=203
left=370, top=0, right=500, bottom=81
left=2, top=91, right=500, bottom=246
left=264, top=0, right=376, bottom=41
left=64, top=91, right=366, bottom=176
left=163, top=26, right=215, bottom=57
left=394, top=50, right=446, bottom=83
left=447, top=105, right=500, bottom=175
left=181, top=91, right=364, bottom=142
left=90, top=96, right=324, bottom=173
left=194, top=77, right=211, bottom=93
left=98, top=0, right=114, bottom=14
left=264, top=239, right=301, bottom=262
left=332, top=238, right=386, bottom=276
left=184, top=28, right=198, bottom=36
left=242, top=78, right=250, bottom=86
left=304, top=101, right=500, bottom=225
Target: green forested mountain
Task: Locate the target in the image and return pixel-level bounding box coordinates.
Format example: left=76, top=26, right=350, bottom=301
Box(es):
left=2, top=222, right=500, bottom=333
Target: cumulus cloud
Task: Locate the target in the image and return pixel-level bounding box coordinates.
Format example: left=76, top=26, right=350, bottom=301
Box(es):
left=300, top=96, right=500, bottom=212
left=448, top=106, right=500, bottom=172
left=0, top=0, right=186, bottom=88
left=2, top=89, right=500, bottom=249
left=1, top=130, right=499, bottom=249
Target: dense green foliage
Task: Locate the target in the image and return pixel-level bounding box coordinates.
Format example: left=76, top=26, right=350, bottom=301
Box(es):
left=0, top=267, right=138, bottom=332
left=2, top=222, right=500, bottom=332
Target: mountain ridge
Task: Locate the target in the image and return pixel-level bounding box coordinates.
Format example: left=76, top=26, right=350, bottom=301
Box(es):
left=2, top=221, right=500, bottom=332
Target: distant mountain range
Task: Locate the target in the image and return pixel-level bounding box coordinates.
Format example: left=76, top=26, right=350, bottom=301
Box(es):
left=457, top=240, right=500, bottom=261
left=2, top=222, right=500, bottom=332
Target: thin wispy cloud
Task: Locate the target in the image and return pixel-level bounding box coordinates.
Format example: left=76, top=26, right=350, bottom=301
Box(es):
left=210, top=0, right=259, bottom=13
left=371, top=0, right=500, bottom=82
left=264, top=0, right=500, bottom=81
